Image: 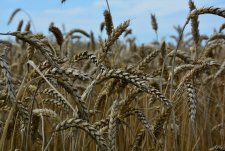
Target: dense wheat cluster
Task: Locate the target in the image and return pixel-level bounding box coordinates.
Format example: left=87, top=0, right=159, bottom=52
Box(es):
left=0, top=0, right=225, bottom=151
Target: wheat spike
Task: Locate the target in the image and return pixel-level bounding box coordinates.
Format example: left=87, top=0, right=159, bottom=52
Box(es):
left=47, top=67, right=91, bottom=81
left=49, top=24, right=64, bottom=47
left=168, top=49, right=193, bottom=63
left=55, top=118, right=109, bottom=150
left=0, top=44, right=16, bottom=103
left=185, top=82, right=197, bottom=123
left=154, top=108, right=171, bottom=139
left=122, top=108, right=153, bottom=133
left=188, top=7, right=225, bottom=20
left=24, top=21, right=31, bottom=32
left=33, top=108, right=59, bottom=121
left=8, top=8, right=22, bottom=25
left=101, top=20, right=130, bottom=53
left=74, top=51, right=107, bottom=72
left=189, top=0, right=200, bottom=48
left=136, top=48, right=161, bottom=70
left=16, top=20, right=24, bottom=34
left=132, top=129, right=145, bottom=151
left=104, top=10, right=114, bottom=36
left=100, top=68, right=172, bottom=107
left=151, top=14, right=158, bottom=32
left=209, top=145, right=225, bottom=151
left=108, top=100, right=120, bottom=151
left=55, top=78, right=89, bottom=120
left=175, top=59, right=219, bottom=93
left=93, top=118, right=110, bottom=129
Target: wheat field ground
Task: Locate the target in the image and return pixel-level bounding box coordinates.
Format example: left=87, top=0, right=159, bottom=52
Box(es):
left=0, top=0, right=224, bottom=151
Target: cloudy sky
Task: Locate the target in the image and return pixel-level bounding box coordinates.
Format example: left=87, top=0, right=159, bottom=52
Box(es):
left=0, top=0, right=224, bottom=44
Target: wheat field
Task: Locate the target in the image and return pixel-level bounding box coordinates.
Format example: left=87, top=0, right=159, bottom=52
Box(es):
left=0, top=0, right=225, bottom=151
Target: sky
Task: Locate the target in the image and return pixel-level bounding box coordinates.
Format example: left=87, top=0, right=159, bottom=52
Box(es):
left=0, top=0, right=224, bottom=44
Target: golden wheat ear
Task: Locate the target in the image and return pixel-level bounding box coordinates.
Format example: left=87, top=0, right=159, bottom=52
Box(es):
left=101, top=20, right=130, bottom=54
left=24, top=21, right=31, bottom=32
left=55, top=118, right=110, bottom=150
left=132, top=129, right=145, bottom=151
left=16, top=20, right=24, bottom=43
left=150, top=13, right=158, bottom=40
left=209, top=145, right=225, bottom=151
left=49, top=24, right=64, bottom=47
left=189, top=0, right=200, bottom=49
left=104, top=10, right=114, bottom=36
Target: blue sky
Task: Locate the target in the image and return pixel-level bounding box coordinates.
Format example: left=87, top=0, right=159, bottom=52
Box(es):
left=0, top=0, right=224, bottom=44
